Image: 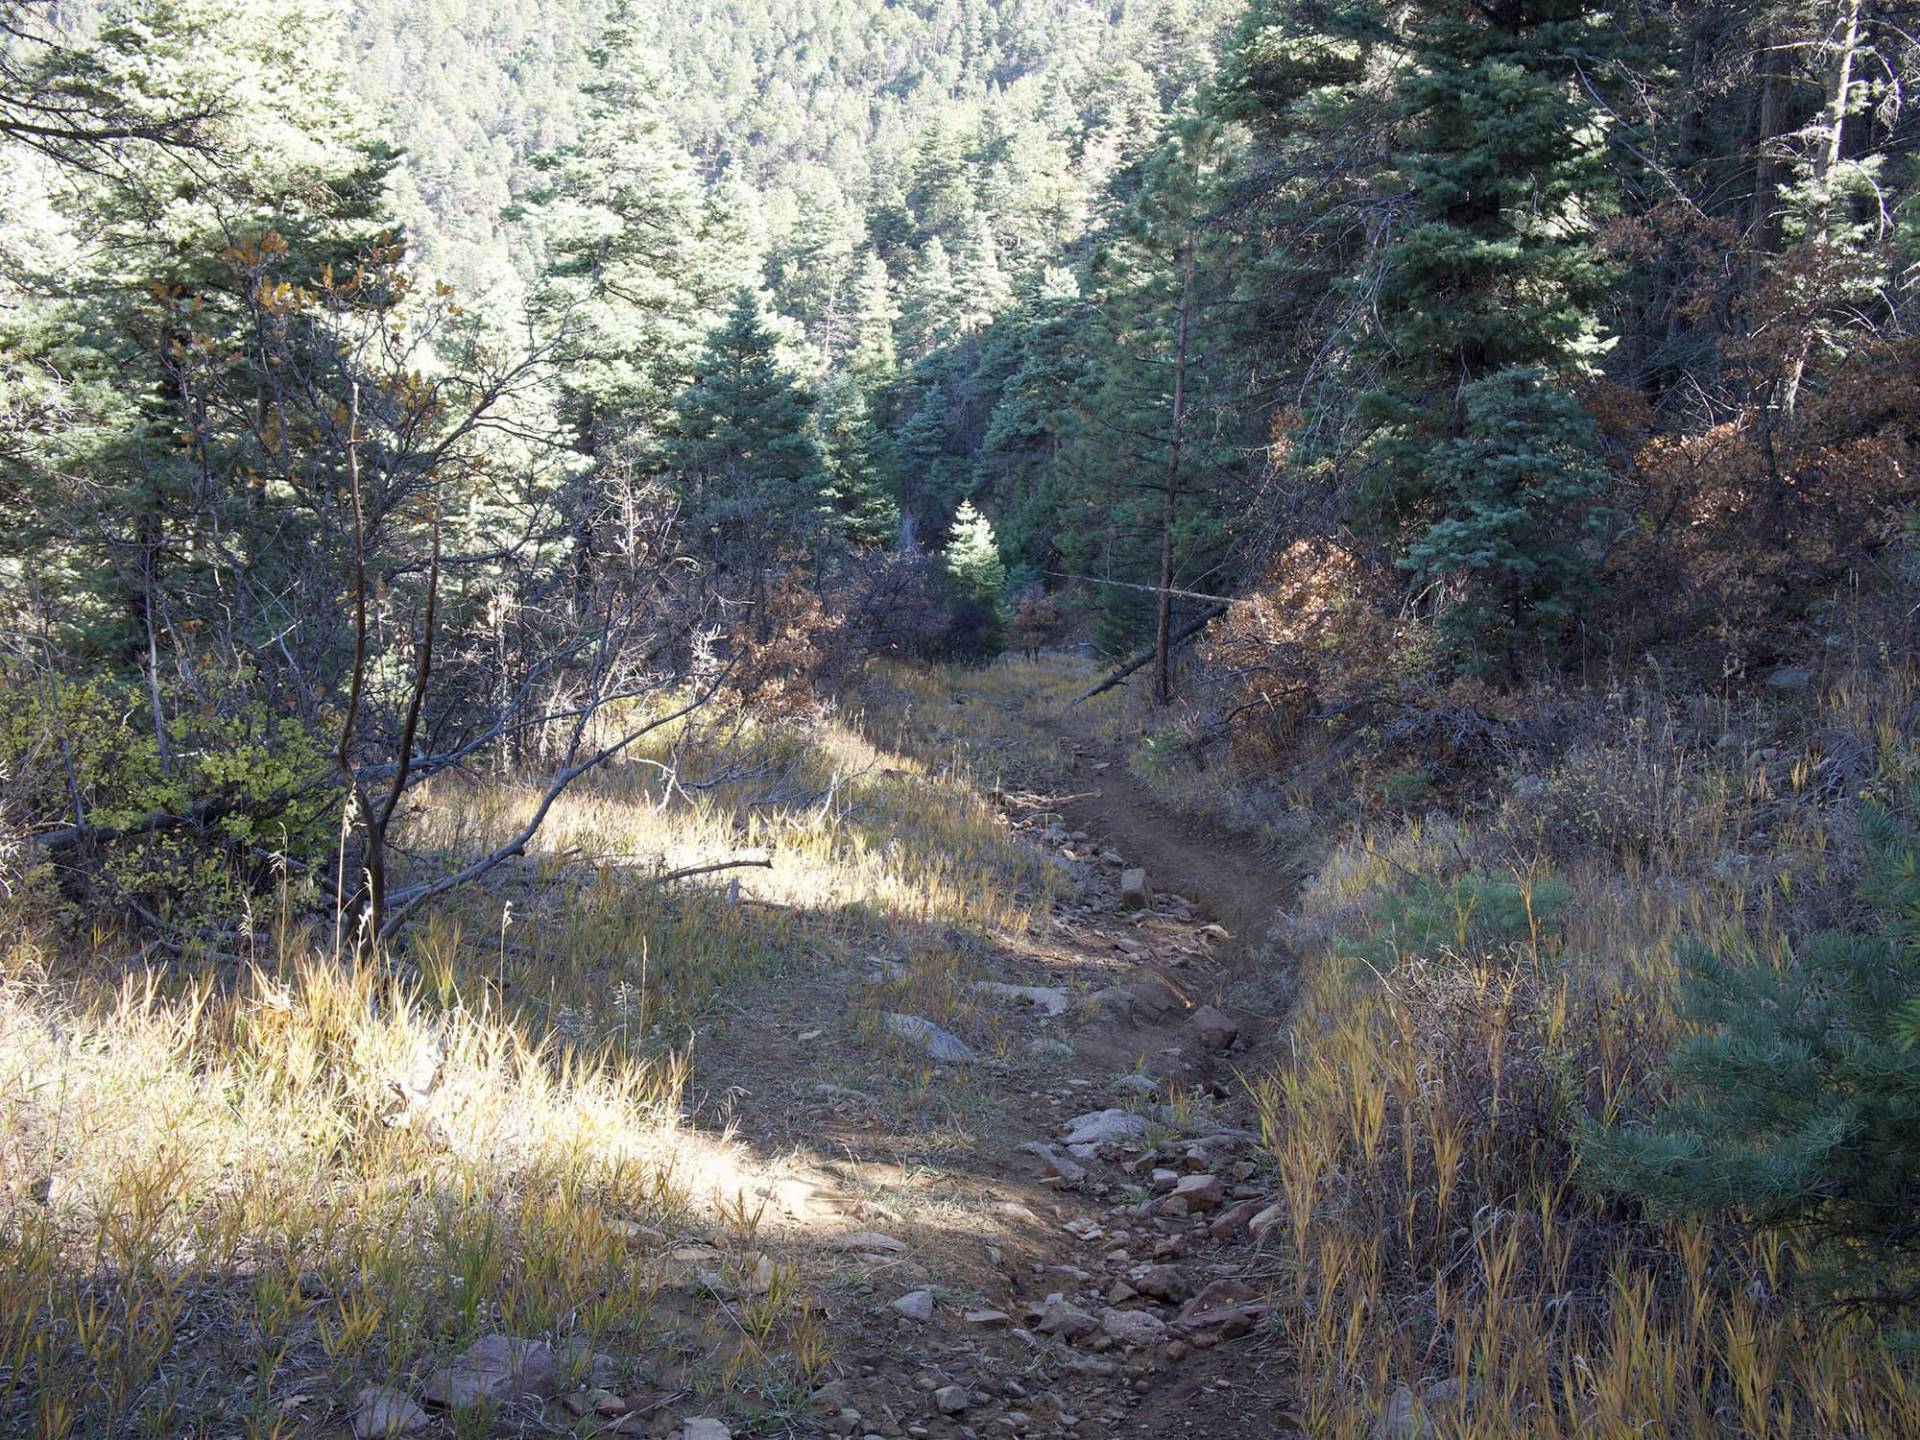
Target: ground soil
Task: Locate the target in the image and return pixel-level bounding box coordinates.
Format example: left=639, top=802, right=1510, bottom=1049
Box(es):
left=687, top=674, right=1302, bottom=1439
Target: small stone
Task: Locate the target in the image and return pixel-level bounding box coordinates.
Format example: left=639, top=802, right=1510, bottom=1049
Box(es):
left=1131, top=1265, right=1191, bottom=1303
left=934, top=1385, right=972, bottom=1414
left=1038, top=1299, right=1099, bottom=1340
left=746, top=1252, right=776, bottom=1293
left=563, top=1389, right=629, bottom=1418
left=884, top=1013, right=979, bottom=1063
left=353, top=1386, right=427, bottom=1438
left=1063, top=1109, right=1147, bottom=1147
left=1128, top=979, right=1185, bottom=1024
left=1248, top=1203, right=1286, bottom=1243
left=1099, top=1308, right=1168, bottom=1347
left=1766, top=666, right=1811, bottom=692
left=1170, top=1174, right=1224, bottom=1212
left=1208, top=1200, right=1260, bottom=1241
left=1022, top=1142, right=1087, bottom=1186
left=422, top=1335, right=555, bottom=1407
left=1150, top=1168, right=1180, bottom=1193
left=890, top=1289, right=936, bottom=1322
left=1120, top=869, right=1153, bottom=910
left=963, top=1308, right=1011, bottom=1327
left=1187, top=1006, right=1239, bottom=1052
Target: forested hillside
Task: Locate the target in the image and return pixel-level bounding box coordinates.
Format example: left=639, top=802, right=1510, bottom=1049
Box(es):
left=6, top=0, right=1920, bottom=1436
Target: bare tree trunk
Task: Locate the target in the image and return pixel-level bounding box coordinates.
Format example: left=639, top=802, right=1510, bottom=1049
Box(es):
left=1080, top=603, right=1227, bottom=706
left=1153, top=243, right=1196, bottom=707
left=1752, top=27, right=1792, bottom=259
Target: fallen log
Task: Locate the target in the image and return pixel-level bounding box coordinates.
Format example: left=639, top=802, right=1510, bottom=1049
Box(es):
left=1071, top=604, right=1227, bottom=705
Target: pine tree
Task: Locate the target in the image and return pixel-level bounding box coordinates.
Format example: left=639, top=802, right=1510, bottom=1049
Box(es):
left=1401, top=368, right=1615, bottom=668
left=1360, top=0, right=1616, bottom=515
left=671, top=288, right=826, bottom=573
left=524, top=0, right=711, bottom=470
left=899, top=236, right=960, bottom=360
left=952, top=210, right=1015, bottom=335
left=847, top=251, right=899, bottom=386
left=814, top=371, right=899, bottom=548
left=1227, top=0, right=1621, bottom=674
left=941, top=497, right=1007, bottom=656
left=773, top=167, right=867, bottom=352
left=944, top=499, right=1008, bottom=603
left=1583, top=786, right=1920, bottom=1315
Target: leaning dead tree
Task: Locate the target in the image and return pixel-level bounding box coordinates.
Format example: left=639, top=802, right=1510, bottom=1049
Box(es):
left=1073, top=604, right=1229, bottom=705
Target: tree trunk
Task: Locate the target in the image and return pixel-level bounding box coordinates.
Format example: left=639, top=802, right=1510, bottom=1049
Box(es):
left=1153, top=243, right=1196, bottom=707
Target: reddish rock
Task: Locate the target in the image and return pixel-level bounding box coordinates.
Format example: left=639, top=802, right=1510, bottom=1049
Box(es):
left=1208, top=1199, right=1261, bottom=1241
left=1170, top=1174, right=1225, bottom=1213
left=1179, top=1277, right=1258, bottom=1319
left=1188, top=1005, right=1240, bottom=1051
left=1131, top=1265, right=1192, bottom=1303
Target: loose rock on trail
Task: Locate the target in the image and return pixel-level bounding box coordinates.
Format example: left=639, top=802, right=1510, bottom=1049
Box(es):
left=673, top=669, right=1295, bottom=1440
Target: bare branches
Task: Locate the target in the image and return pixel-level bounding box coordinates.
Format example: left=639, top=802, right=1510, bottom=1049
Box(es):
left=375, top=678, right=724, bottom=941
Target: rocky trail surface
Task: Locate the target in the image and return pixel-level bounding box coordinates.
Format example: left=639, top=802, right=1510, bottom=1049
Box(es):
left=679, top=679, right=1300, bottom=1440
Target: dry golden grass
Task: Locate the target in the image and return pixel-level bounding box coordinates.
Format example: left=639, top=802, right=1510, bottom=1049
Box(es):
left=0, top=943, right=838, bottom=1437
left=1238, top=658, right=1920, bottom=1438
left=0, top=686, right=1066, bottom=1437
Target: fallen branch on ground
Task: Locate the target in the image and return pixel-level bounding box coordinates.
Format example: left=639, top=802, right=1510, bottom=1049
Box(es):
left=653, top=853, right=774, bottom=885
left=1071, top=604, right=1228, bottom=705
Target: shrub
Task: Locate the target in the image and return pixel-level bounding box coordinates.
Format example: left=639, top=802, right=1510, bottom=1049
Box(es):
left=1342, top=869, right=1572, bottom=964
left=0, top=669, right=338, bottom=933
left=1582, top=786, right=1920, bottom=1318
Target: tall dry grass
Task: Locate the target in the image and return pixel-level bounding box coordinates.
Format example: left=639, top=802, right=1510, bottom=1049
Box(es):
left=0, top=690, right=1065, bottom=1436
left=1240, top=660, right=1920, bottom=1437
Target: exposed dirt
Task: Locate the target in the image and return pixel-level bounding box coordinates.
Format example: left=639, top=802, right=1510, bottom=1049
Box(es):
left=1045, top=706, right=1286, bottom=974
left=680, top=673, right=1304, bottom=1440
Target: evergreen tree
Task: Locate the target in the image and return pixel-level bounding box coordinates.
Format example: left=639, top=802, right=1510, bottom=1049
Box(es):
left=1362, top=0, right=1616, bottom=501
left=1584, top=786, right=1920, bottom=1315
left=671, top=288, right=826, bottom=574
left=1401, top=368, right=1615, bottom=668
left=945, top=499, right=1008, bottom=604
left=814, top=371, right=899, bottom=548
left=952, top=210, right=1015, bottom=335
left=773, top=167, right=867, bottom=352
left=980, top=267, right=1087, bottom=555
left=892, top=372, right=975, bottom=532
left=524, top=1, right=711, bottom=470
left=847, top=251, right=900, bottom=386
left=900, top=236, right=961, bottom=360
left=1226, top=0, right=1621, bottom=673
left=941, top=497, right=1007, bottom=656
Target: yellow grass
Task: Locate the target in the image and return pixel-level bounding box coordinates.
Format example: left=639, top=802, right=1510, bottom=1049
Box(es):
left=1236, top=660, right=1920, bottom=1438
left=0, top=681, right=1066, bottom=1436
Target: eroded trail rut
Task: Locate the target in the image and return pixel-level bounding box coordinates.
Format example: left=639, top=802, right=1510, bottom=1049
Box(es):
left=689, top=679, right=1299, bottom=1440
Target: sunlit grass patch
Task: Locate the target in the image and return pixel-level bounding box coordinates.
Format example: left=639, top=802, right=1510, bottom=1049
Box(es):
left=0, top=670, right=1080, bottom=1434
left=0, top=944, right=832, bottom=1436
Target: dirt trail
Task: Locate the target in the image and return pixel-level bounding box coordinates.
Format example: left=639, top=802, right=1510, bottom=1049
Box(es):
left=685, top=667, right=1300, bottom=1440
left=1044, top=705, right=1283, bottom=971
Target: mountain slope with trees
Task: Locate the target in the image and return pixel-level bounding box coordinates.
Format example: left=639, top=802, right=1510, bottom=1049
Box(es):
left=6, top=0, right=1920, bottom=1435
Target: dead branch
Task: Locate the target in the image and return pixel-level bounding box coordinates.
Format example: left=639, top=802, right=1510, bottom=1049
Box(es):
left=1072, top=604, right=1228, bottom=705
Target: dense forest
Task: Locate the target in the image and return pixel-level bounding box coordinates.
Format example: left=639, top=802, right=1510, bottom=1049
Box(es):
left=5, top=0, right=1920, bottom=1436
